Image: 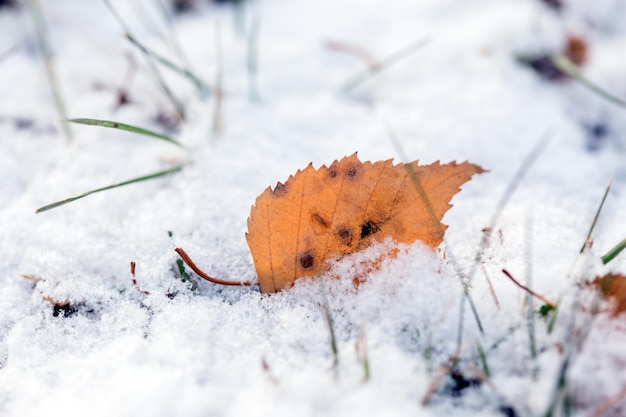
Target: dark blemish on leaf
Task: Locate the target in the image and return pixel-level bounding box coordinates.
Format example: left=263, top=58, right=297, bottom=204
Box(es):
left=336, top=226, right=353, bottom=245
left=299, top=252, right=314, bottom=269
left=312, top=213, right=328, bottom=227
left=272, top=182, right=287, bottom=196
left=360, top=221, right=380, bottom=239
left=346, top=167, right=357, bottom=177
left=113, top=123, right=119, bottom=128
left=328, top=168, right=338, bottom=179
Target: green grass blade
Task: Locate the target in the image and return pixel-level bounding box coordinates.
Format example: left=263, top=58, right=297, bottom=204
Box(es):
left=125, top=34, right=211, bottom=97
left=35, top=165, right=183, bottom=213
left=101, top=0, right=186, bottom=120
left=153, top=0, right=208, bottom=98
left=68, top=118, right=182, bottom=147
left=176, top=259, right=191, bottom=282
left=551, top=55, right=626, bottom=109
left=341, top=37, right=430, bottom=93
left=580, top=178, right=612, bottom=253
left=602, top=237, right=626, bottom=265
left=476, top=342, right=490, bottom=378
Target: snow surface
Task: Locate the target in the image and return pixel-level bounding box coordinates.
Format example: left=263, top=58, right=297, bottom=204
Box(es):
left=1, top=0, right=626, bottom=416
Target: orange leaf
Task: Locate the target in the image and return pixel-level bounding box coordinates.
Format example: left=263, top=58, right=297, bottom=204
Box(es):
left=593, top=273, right=626, bottom=316
left=246, top=153, right=484, bottom=293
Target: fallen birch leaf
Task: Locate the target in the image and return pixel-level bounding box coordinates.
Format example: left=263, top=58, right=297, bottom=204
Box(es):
left=245, top=153, right=484, bottom=293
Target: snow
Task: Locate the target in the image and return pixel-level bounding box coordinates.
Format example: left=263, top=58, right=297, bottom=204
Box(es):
left=1, top=0, right=626, bottom=416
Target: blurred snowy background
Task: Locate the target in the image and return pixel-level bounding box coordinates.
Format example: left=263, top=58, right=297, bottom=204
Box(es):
left=1, top=0, right=625, bottom=416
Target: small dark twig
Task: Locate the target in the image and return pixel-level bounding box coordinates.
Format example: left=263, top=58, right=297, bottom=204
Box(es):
left=502, top=269, right=555, bottom=308
left=174, top=247, right=254, bottom=286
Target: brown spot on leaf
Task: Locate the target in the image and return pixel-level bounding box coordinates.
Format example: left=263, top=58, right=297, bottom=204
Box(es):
left=360, top=221, right=380, bottom=239
left=312, top=213, right=328, bottom=227
left=299, top=252, right=314, bottom=269
left=336, top=226, right=353, bottom=246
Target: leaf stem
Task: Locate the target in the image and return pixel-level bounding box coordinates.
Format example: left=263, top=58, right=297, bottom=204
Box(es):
left=174, top=247, right=254, bottom=286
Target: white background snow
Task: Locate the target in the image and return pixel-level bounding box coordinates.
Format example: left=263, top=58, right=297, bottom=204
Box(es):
left=1, top=0, right=625, bottom=416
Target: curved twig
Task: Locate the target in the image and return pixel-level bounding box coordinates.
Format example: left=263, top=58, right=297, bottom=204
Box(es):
left=174, top=247, right=255, bottom=287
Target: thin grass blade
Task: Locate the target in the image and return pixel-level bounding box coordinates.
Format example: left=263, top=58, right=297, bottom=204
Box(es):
left=386, top=122, right=484, bottom=342
left=68, top=118, right=182, bottom=147
left=102, top=0, right=186, bottom=120
left=341, top=37, right=430, bottom=93
left=476, top=342, right=490, bottom=377
left=601, top=237, right=626, bottom=265
left=551, top=55, right=626, bottom=109
left=26, top=0, right=72, bottom=142
left=154, top=0, right=209, bottom=98
left=36, top=165, right=183, bottom=213
left=580, top=178, right=612, bottom=253
left=125, top=34, right=210, bottom=97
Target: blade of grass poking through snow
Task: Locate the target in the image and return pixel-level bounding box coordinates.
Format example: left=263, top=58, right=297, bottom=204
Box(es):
left=455, top=133, right=548, bottom=350
left=35, top=165, right=183, bottom=213
left=166, top=231, right=193, bottom=283
left=318, top=281, right=339, bottom=377
left=476, top=342, right=490, bottom=378
left=176, top=259, right=191, bottom=282
left=602, top=237, right=626, bottom=265
left=580, top=177, right=613, bottom=253
left=26, top=0, right=72, bottom=142
left=550, top=55, right=626, bottom=109
left=386, top=122, right=484, bottom=341
left=153, top=0, right=209, bottom=98
left=102, top=0, right=186, bottom=120
left=341, top=37, right=430, bottom=93
left=468, top=134, right=550, bottom=285
left=68, top=118, right=182, bottom=147
left=125, top=34, right=210, bottom=98
left=525, top=210, right=539, bottom=378
left=322, top=303, right=339, bottom=377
